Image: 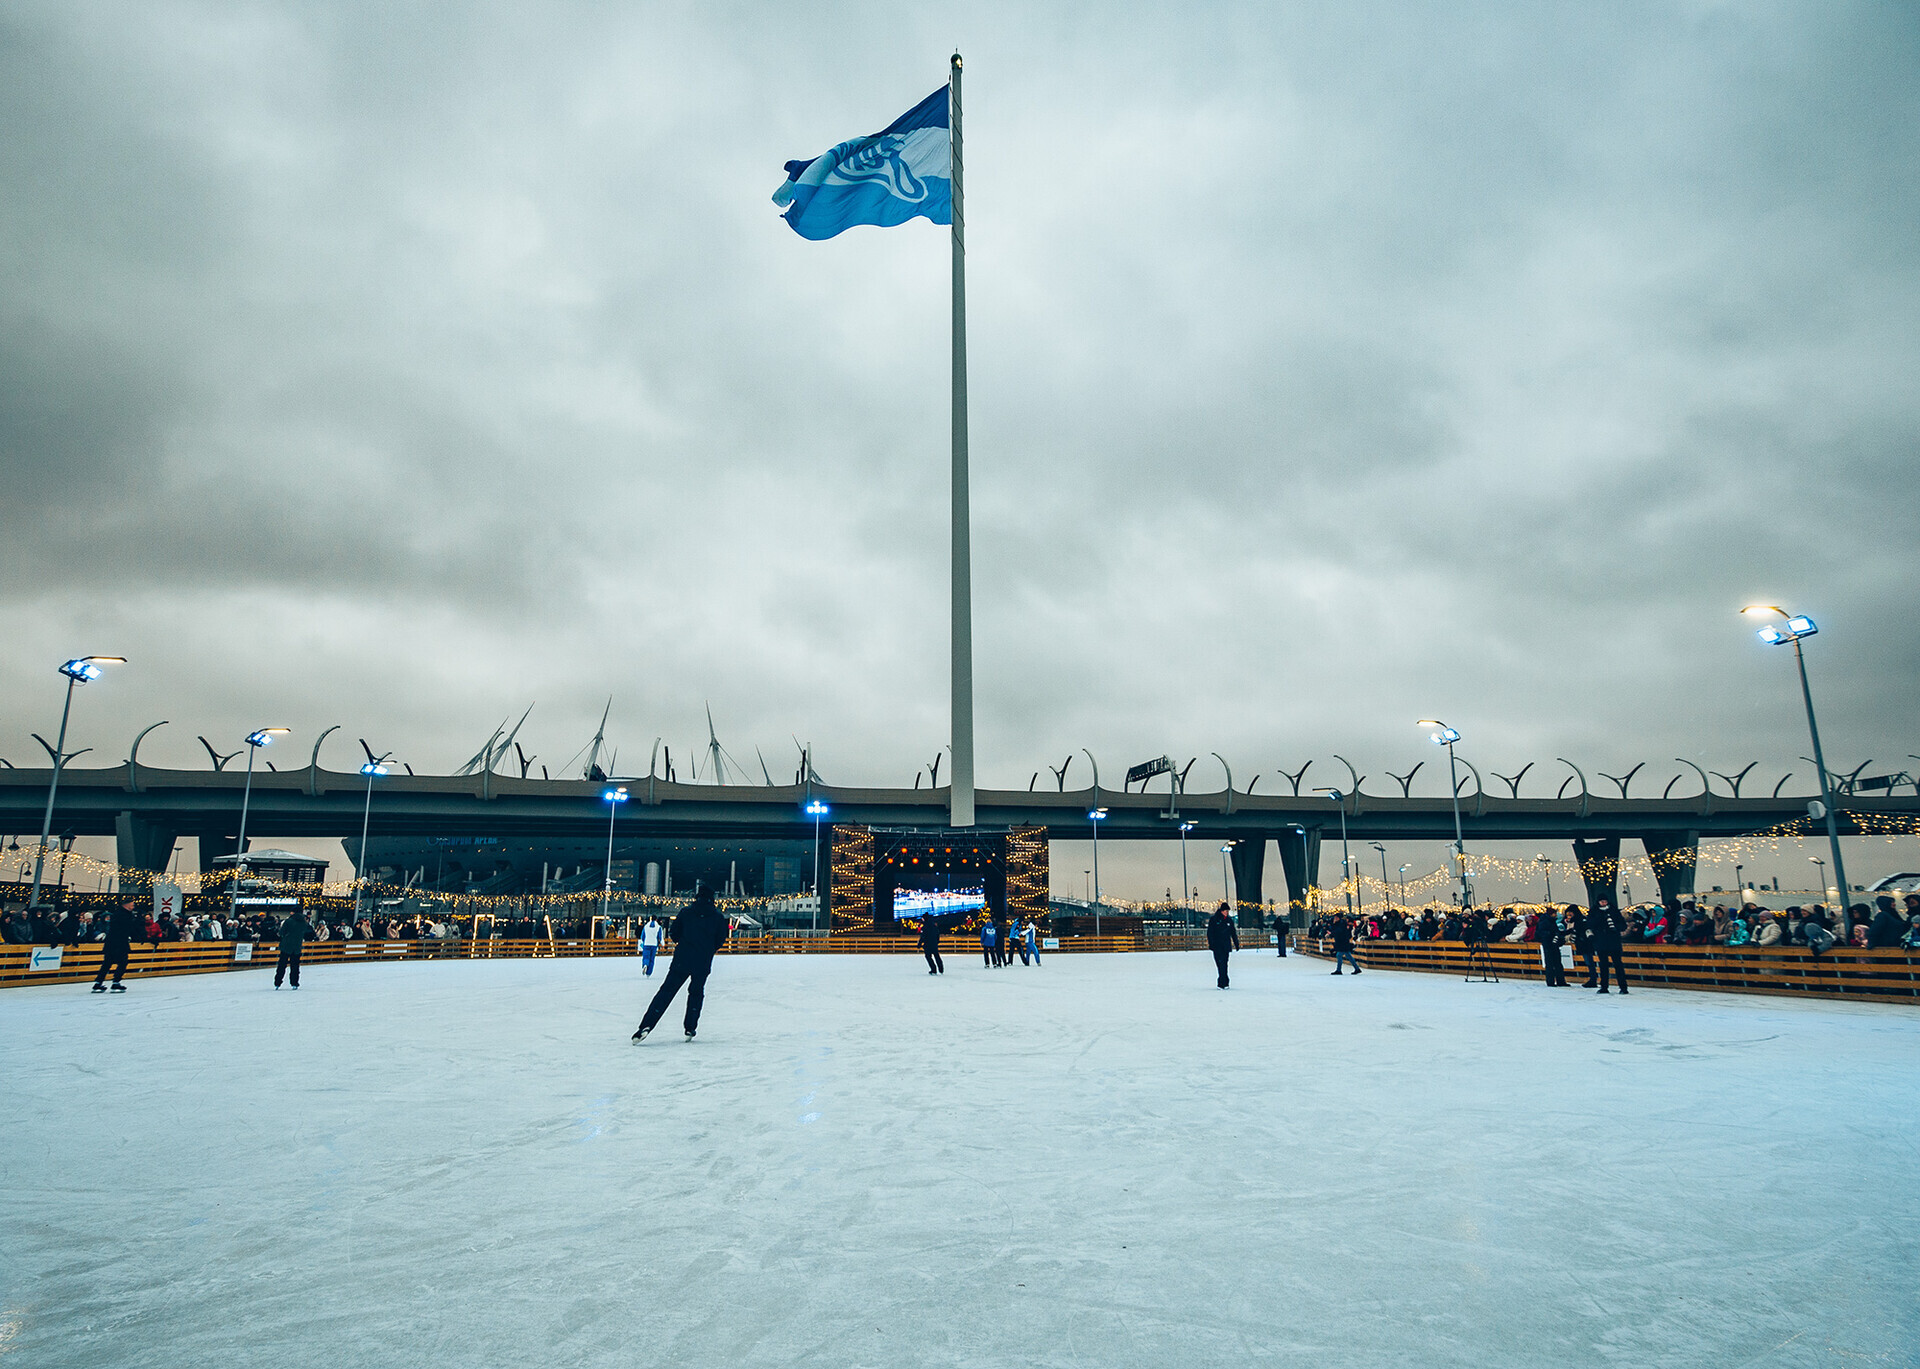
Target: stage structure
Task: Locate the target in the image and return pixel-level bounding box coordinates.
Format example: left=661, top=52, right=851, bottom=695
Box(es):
left=829, top=824, right=1047, bottom=932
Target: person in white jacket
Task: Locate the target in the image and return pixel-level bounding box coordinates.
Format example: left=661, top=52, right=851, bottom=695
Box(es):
left=639, top=916, right=663, bottom=976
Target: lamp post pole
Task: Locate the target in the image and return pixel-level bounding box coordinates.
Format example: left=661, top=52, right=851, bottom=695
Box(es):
left=601, top=787, right=629, bottom=922
left=806, top=800, right=830, bottom=933
left=1537, top=855, right=1553, bottom=906
left=355, top=754, right=392, bottom=924
left=1370, top=842, right=1389, bottom=913
left=1179, top=820, right=1195, bottom=927
left=1316, top=789, right=1354, bottom=920
left=231, top=728, right=289, bottom=916
left=30, top=658, right=124, bottom=909
left=1219, top=842, right=1234, bottom=908
left=1418, top=721, right=1473, bottom=909
left=1398, top=864, right=1410, bottom=909
left=1743, top=606, right=1854, bottom=936
left=1088, top=807, right=1107, bottom=936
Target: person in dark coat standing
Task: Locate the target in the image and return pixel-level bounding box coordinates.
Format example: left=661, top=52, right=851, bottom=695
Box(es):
left=274, top=907, right=313, bottom=989
left=1534, top=906, right=1566, bottom=986
left=91, top=898, right=141, bottom=993
left=919, top=914, right=945, bottom=975
left=1570, top=903, right=1596, bottom=986
left=1329, top=914, right=1361, bottom=975
left=1590, top=898, right=1629, bottom=994
left=632, top=890, right=730, bottom=1042
left=1866, top=897, right=1906, bottom=949
left=1206, top=902, right=1240, bottom=988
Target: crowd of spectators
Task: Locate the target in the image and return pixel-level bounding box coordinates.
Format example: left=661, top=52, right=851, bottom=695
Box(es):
left=1307, top=890, right=1920, bottom=953
left=0, top=903, right=632, bottom=949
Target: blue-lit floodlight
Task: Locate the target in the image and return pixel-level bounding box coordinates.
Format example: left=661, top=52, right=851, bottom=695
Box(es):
left=360, top=762, right=389, bottom=778
left=59, top=655, right=124, bottom=684
left=805, top=800, right=829, bottom=819
left=246, top=727, right=289, bottom=748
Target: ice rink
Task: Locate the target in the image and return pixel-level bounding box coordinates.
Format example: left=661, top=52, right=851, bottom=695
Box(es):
left=2, top=949, right=1916, bottom=1368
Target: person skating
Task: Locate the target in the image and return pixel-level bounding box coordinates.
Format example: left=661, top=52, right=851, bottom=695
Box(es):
left=919, top=914, right=945, bottom=975
left=979, top=919, right=997, bottom=967
left=1570, top=902, right=1597, bottom=986
left=1022, top=918, right=1041, bottom=965
left=273, top=906, right=313, bottom=989
left=1590, top=898, right=1629, bottom=994
left=1534, top=905, right=1566, bottom=986
left=632, top=890, right=730, bottom=1042
left=91, top=898, right=141, bottom=993
left=1207, top=902, right=1240, bottom=988
left=1329, top=913, right=1361, bottom=975
left=639, top=915, right=663, bottom=976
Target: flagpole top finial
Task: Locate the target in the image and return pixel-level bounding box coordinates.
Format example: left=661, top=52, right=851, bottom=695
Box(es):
left=951, top=52, right=962, bottom=68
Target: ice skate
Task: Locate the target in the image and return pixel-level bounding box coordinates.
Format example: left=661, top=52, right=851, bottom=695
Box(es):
left=90, top=984, right=106, bottom=993
left=110, top=984, right=126, bottom=992
left=632, top=1027, right=650, bottom=1043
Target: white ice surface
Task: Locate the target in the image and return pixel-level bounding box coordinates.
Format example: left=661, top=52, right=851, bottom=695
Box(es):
left=2, top=952, right=1916, bottom=1368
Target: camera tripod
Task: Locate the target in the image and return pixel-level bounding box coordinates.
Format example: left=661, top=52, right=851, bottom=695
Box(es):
left=1462, top=937, right=1499, bottom=983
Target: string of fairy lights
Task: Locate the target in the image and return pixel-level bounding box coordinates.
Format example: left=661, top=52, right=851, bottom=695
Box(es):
left=5, top=810, right=1915, bottom=914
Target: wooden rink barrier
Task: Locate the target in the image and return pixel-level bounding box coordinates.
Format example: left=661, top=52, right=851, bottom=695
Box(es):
left=1293, top=936, right=1920, bottom=1004
left=0, top=930, right=1211, bottom=990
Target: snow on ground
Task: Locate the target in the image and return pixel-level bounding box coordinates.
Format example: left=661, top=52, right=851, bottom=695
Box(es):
left=1, top=951, right=1916, bottom=1369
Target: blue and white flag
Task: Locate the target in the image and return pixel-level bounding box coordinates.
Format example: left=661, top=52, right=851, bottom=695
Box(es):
left=772, top=85, right=951, bottom=241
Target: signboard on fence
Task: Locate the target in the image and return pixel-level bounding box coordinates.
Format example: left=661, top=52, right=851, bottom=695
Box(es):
left=29, top=946, right=63, bottom=972
left=153, top=882, right=183, bottom=922
left=1043, top=938, right=1060, bottom=950
left=231, top=943, right=254, bottom=963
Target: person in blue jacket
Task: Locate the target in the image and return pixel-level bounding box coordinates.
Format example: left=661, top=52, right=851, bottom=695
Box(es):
left=979, top=918, right=997, bottom=967
left=1023, top=918, right=1041, bottom=965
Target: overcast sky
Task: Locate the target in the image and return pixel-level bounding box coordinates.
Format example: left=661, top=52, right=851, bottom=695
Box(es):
left=4, top=2, right=1917, bottom=896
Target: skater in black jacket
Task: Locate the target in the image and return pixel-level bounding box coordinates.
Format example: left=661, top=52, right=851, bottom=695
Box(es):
left=919, top=914, right=945, bottom=974
left=274, top=908, right=313, bottom=989
left=1206, top=903, right=1240, bottom=988
left=1590, top=899, right=1629, bottom=994
left=91, top=899, right=141, bottom=992
left=633, top=890, right=731, bottom=1041
left=1534, top=907, right=1567, bottom=986
left=1329, top=914, right=1361, bottom=975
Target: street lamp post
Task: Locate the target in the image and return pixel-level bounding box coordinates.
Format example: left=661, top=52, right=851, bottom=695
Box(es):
left=1369, top=842, right=1389, bottom=913
left=355, top=753, right=393, bottom=923
left=1178, top=820, right=1196, bottom=926
left=29, top=656, right=125, bottom=909
left=601, top=787, right=629, bottom=921
left=230, top=728, right=290, bottom=915
left=1735, top=863, right=1745, bottom=905
left=1219, top=841, right=1234, bottom=909
left=1743, top=606, right=1855, bottom=937
left=1314, top=788, right=1354, bottom=920
left=1398, top=864, right=1411, bottom=908
left=1536, top=854, right=1553, bottom=906
left=805, top=799, right=830, bottom=933
left=1417, top=721, right=1473, bottom=910
left=1088, top=807, right=1108, bottom=936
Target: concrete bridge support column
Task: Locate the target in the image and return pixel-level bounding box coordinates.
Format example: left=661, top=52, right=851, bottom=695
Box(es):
left=1229, top=839, right=1266, bottom=925
left=1573, top=837, right=1621, bottom=912
left=115, top=812, right=179, bottom=883
left=196, top=832, right=242, bottom=875
left=1641, top=832, right=1699, bottom=908
left=1277, top=828, right=1323, bottom=927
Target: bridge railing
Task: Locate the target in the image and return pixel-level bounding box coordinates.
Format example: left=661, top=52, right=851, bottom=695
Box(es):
left=0, top=931, right=1199, bottom=989
left=1292, top=936, right=1920, bottom=1003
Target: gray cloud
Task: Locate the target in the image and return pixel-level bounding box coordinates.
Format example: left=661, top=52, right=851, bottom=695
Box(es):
left=3, top=0, right=1917, bottom=893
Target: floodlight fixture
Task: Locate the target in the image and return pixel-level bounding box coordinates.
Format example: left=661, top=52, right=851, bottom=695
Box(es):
left=245, top=728, right=290, bottom=748
left=59, top=656, right=125, bottom=683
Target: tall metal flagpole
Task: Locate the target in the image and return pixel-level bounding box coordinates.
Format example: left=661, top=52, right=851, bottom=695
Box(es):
left=948, top=52, right=975, bottom=829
